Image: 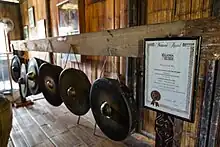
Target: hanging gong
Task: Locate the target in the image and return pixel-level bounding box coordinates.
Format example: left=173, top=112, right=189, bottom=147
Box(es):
left=38, top=63, right=63, bottom=106
left=59, top=68, right=91, bottom=116
left=90, top=78, right=138, bottom=141
left=10, top=55, right=21, bottom=83
left=18, top=63, right=29, bottom=100
left=27, top=57, right=47, bottom=95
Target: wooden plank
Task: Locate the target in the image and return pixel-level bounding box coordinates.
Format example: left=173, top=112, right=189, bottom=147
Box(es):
left=14, top=113, right=49, bottom=146
left=50, top=130, right=86, bottom=146
left=70, top=124, right=103, bottom=146
left=10, top=20, right=185, bottom=57
left=207, top=60, right=220, bottom=146
left=197, top=60, right=216, bottom=147
left=10, top=115, right=29, bottom=147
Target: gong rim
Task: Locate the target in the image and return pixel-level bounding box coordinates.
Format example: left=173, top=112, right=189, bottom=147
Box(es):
left=10, top=55, right=21, bottom=83
left=90, top=78, right=133, bottom=141
left=38, top=63, right=63, bottom=106
left=18, top=63, right=28, bottom=99
left=59, top=68, right=91, bottom=116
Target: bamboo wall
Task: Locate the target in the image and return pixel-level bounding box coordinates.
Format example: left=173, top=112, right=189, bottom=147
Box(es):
left=143, top=0, right=212, bottom=146
left=0, top=1, right=21, bottom=40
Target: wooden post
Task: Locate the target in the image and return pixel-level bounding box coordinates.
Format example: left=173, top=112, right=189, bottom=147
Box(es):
left=197, top=60, right=217, bottom=147
left=45, top=0, right=54, bottom=64
left=207, top=60, right=220, bottom=146
left=212, top=0, right=220, bottom=16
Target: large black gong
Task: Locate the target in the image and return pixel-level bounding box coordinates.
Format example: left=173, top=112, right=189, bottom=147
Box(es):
left=27, top=57, right=47, bottom=95
left=10, top=55, right=21, bottom=83
left=90, top=78, right=137, bottom=141
left=59, top=68, right=91, bottom=116
left=18, top=63, right=29, bottom=101
left=38, top=63, right=63, bottom=106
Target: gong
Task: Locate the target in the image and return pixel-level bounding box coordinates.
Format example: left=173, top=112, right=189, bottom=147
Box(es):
left=18, top=63, right=29, bottom=100
left=27, top=57, right=47, bottom=95
left=90, top=78, right=138, bottom=141
left=10, top=55, right=21, bottom=83
left=38, top=63, right=63, bottom=106
left=59, top=68, right=91, bottom=116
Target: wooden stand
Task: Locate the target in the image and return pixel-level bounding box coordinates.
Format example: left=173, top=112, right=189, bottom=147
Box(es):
left=13, top=98, right=34, bottom=108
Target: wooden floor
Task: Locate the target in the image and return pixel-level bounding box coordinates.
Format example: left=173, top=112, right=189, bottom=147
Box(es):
left=7, top=96, right=152, bottom=147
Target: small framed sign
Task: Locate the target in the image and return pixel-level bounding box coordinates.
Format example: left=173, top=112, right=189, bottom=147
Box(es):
left=23, top=25, right=29, bottom=40
left=143, top=37, right=201, bottom=122
left=28, top=6, right=35, bottom=28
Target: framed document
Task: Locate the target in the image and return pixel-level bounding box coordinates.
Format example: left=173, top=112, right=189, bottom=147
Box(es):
left=28, top=6, right=35, bottom=28
left=143, top=37, right=201, bottom=122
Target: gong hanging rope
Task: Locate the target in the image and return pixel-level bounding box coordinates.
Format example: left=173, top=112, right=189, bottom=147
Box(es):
left=107, top=48, right=120, bottom=82
left=63, top=44, right=81, bottom=70
left=99, top=56, right=108, bottom=78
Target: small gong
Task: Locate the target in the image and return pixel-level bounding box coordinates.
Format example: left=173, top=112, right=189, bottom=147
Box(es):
left=27, top=57, right=47, bottom=95
left=10, top=55, right=21, bottom=83
left=38, top=63, right=63, bottom=106
left=59, top=68, right=91, bottom=116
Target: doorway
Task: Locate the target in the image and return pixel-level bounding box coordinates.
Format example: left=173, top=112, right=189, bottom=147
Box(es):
left=0, top=22, right=18, bottom=94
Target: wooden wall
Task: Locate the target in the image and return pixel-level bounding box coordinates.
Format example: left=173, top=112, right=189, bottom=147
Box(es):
left=82, top=0, right=128, bottom=82
left=54, top=0, right=128, bottom=83
left=147, top=0, right=212, bottom=24
left=19, top=0, right=128, bottom=82
left=20, top=0, right=47, bottom=39
left=143, top=0, right=212, bottom=146
left=0, top=1, right=21, bottom=40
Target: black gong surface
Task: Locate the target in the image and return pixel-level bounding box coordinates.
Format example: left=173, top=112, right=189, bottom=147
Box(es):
left=59, top=68, right=91, bottom=116
left=10, top=55, right=21, bottom=83
left=18, top=63, right=28, bottom=99
left=38, top=63, right=63, bottom=106
left=27, top=57, right=46, bottom=95
left=90, top=78, right=134, bottom=141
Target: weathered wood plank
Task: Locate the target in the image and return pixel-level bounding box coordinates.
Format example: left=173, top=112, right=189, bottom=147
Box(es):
left=207, top=60, right=220, bottom=146
left=11, top=17, right=220, bottom=59
left=50, top=130, right=87, bottom=147
left=197, top=60, right=216, bottom=147
left=10, top=116, right=29, bottom=147
left=10, top=20, right=185, bottom=57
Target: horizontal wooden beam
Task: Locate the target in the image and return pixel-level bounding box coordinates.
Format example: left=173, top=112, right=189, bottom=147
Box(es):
left=11, top=17, right=220, bottom=59
left=11, top=21, right=185, bottom=57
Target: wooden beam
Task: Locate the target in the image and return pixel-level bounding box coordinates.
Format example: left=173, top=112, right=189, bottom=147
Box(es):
left=11, top=17, right=220, bottom=58
left=11, top=20, right=185, bottom=57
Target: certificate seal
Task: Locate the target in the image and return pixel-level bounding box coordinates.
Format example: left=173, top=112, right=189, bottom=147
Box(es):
left=150, top=90, right=161, bottom=107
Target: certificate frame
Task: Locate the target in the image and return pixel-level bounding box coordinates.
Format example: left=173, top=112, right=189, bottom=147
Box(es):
left=143, top=36, right=201, bottom=122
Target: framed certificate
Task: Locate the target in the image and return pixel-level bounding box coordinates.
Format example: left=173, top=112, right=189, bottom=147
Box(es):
left=143, top=37, right=201, bottom=122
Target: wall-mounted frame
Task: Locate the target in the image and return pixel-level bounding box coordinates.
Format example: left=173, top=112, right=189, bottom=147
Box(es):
left=23, top=25, right=29, bottom=40
left=57, top=0, right=81, bottom=62
left=28, top=6, right=35, bottom=28
left=37, top=19, right=46, bottom=39
left=143, top=36, right=201, bottom=122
